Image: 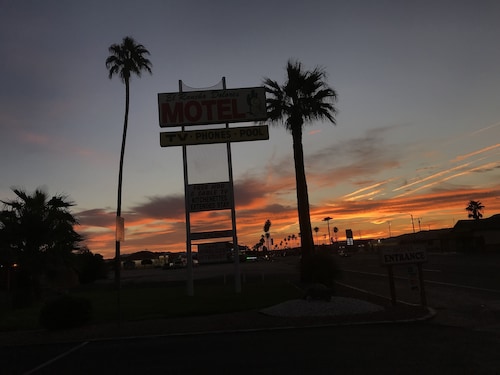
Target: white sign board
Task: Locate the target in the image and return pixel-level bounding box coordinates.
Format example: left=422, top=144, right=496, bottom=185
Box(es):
left=380, top=247, right=427, bottom=266
left=160, top=125, right=269, bottom=147
left=158, top=87, right=267, bottom=127
left=187, top=182, right=232, bottom=212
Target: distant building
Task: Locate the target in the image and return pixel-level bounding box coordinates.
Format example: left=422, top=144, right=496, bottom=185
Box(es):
left=378, top=214, right=500, bottom=253
left=452, top=214, right=500, bottom=252
left=390, top=228, right=454, bottom=253
left=121, top=250, right=170, bottom=269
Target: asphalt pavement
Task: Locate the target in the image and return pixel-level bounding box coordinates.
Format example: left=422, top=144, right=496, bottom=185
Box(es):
left=2, top=253, right=500, bottom=374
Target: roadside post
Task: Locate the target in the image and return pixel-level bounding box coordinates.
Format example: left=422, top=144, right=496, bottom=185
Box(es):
left=380, top=246, right=428, bottom=306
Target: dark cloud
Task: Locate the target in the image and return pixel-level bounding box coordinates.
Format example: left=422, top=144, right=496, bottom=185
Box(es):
left=77, top=208, right=114, bottom=227
left=233, top=178, right=269, bottom=206
left=302, top=126, right=405, bottom=187
left=132, top=194, right=185, bottom=220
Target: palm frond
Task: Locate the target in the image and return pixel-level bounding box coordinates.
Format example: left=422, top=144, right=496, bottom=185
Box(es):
left=263, top=59, right=338, bottom=132
left=106, top=36, right=152, bottom=83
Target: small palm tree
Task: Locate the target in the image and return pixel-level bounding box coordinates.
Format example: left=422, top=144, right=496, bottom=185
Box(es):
left=263, top=219, right=272, bottom=251
left=313, top=226, right=320, bottom=247
left=264, top=60, right=338, bottom=258
left=0, top=188, right=82, bottom=302
left=106, top=36, right=152, bottom=287
left=466, top=200, right=484, bottom=220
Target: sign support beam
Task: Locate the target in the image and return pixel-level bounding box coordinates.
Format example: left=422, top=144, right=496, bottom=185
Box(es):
left=223, top=76, right=241, bottom=294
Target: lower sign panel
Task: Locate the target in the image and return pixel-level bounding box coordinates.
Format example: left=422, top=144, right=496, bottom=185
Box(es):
left=160, top=125, right=269, bottom=147
left=188, top=182, right=232, bottom=212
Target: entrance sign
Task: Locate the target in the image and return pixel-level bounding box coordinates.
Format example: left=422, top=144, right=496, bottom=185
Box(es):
left=188, top=182, right=232, bottom=212
left=379, top=246, right=428, bottom=307
left=380, top=247, right=427, bottom=266
left=158, top=87, right=267, bottom=127
left=160, top=125, right=269, bottom=147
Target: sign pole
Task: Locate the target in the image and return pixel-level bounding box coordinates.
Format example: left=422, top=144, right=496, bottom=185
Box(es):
left=387, top=265, right=397, bottom=306
left=179, top=79, right=194, bottom=297
left=223, top=77, right=241, bottom=293
left=417, top=263, right=427, bottom=306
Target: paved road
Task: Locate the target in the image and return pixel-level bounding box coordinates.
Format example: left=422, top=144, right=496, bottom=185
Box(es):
left=5, top=253, right=500, bottom=374
left=7, top=322, right=500, bottom=374
left=335, top=252, right=500, bottom=332
left=113, top=252, right=500, bottom=331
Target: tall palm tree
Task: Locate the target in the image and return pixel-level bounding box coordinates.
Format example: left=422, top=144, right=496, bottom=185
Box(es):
left=264, top=60, right=338, bottom=257
left=466, top=200, right=484, bottom=220
left=106, top=36, right=152, bottom=287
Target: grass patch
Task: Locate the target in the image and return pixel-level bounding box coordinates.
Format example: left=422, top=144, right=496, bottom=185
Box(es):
left=0, top=278, right=303, bottom=331
left=0, top=305, right=41, bottom=331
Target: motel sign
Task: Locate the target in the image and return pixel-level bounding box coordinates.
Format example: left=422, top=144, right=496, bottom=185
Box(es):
left=158, top=79, right=269, bottom=296
left=158, top=87, right=267, bottom=127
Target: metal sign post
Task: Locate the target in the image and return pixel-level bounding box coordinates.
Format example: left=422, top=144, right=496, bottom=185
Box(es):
left=223, top=77, right=241, bottom=293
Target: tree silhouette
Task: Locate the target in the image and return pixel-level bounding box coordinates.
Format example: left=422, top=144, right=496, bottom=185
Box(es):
left=313, top=226, right=320, bottom=247
left=106, top=36, right=152, bottom=288
left=263, top=219, right=272, bottom=252
left=264, top=60, right=338, bottom=258
left=333, top=226, right=339, bottom=242
left=0, top=188, right=83, bottom=303
left=466, top=200, right=484, bottom=220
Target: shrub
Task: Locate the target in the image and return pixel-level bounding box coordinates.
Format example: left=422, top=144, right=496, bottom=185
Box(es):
left=74, top=252, right=108, bottom=284
left=39, top=294, right=92, bottom=330
left=304, top=283, right=333, bottom=301
left=300, top=252, right=339, bottom=289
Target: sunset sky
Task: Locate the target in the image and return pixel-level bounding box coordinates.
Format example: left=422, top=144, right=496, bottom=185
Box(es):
left=1, top=1, right=499, bottom=258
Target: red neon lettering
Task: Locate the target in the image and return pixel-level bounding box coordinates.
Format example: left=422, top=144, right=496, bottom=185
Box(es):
left=161, top=102, right=183, bottom=124
left=231, top=98, right=246, bottom=119
left=185, top=101, right=202, bottom=122
left=200, top=100, right=216, bottom=121
left=162, top=98, right=248, bottom=125
left=217, top=99, right=231, bottom=120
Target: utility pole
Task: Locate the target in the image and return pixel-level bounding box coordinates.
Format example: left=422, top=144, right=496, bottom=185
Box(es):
left=323, top=216, right=332, bottom=244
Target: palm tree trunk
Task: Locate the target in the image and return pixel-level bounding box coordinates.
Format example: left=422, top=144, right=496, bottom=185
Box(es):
left=115, top=79, right=130, bottom=289
left=291, top=127, right=314, bottom=256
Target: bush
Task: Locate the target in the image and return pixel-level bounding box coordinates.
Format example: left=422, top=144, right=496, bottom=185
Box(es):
left=39, top=294, right=92, bottom=330
left=74, top=252, right=108, bottom=284
left=300, top=252, right=339, bottom=288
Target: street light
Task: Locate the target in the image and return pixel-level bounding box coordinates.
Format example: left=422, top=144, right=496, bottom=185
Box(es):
left=322, top=216, right=332, bottom=244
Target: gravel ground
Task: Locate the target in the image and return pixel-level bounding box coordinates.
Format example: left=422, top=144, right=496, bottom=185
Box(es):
left=261, top=297, right=384, bottom=318
left=0, top=283, right=433, bottom=346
